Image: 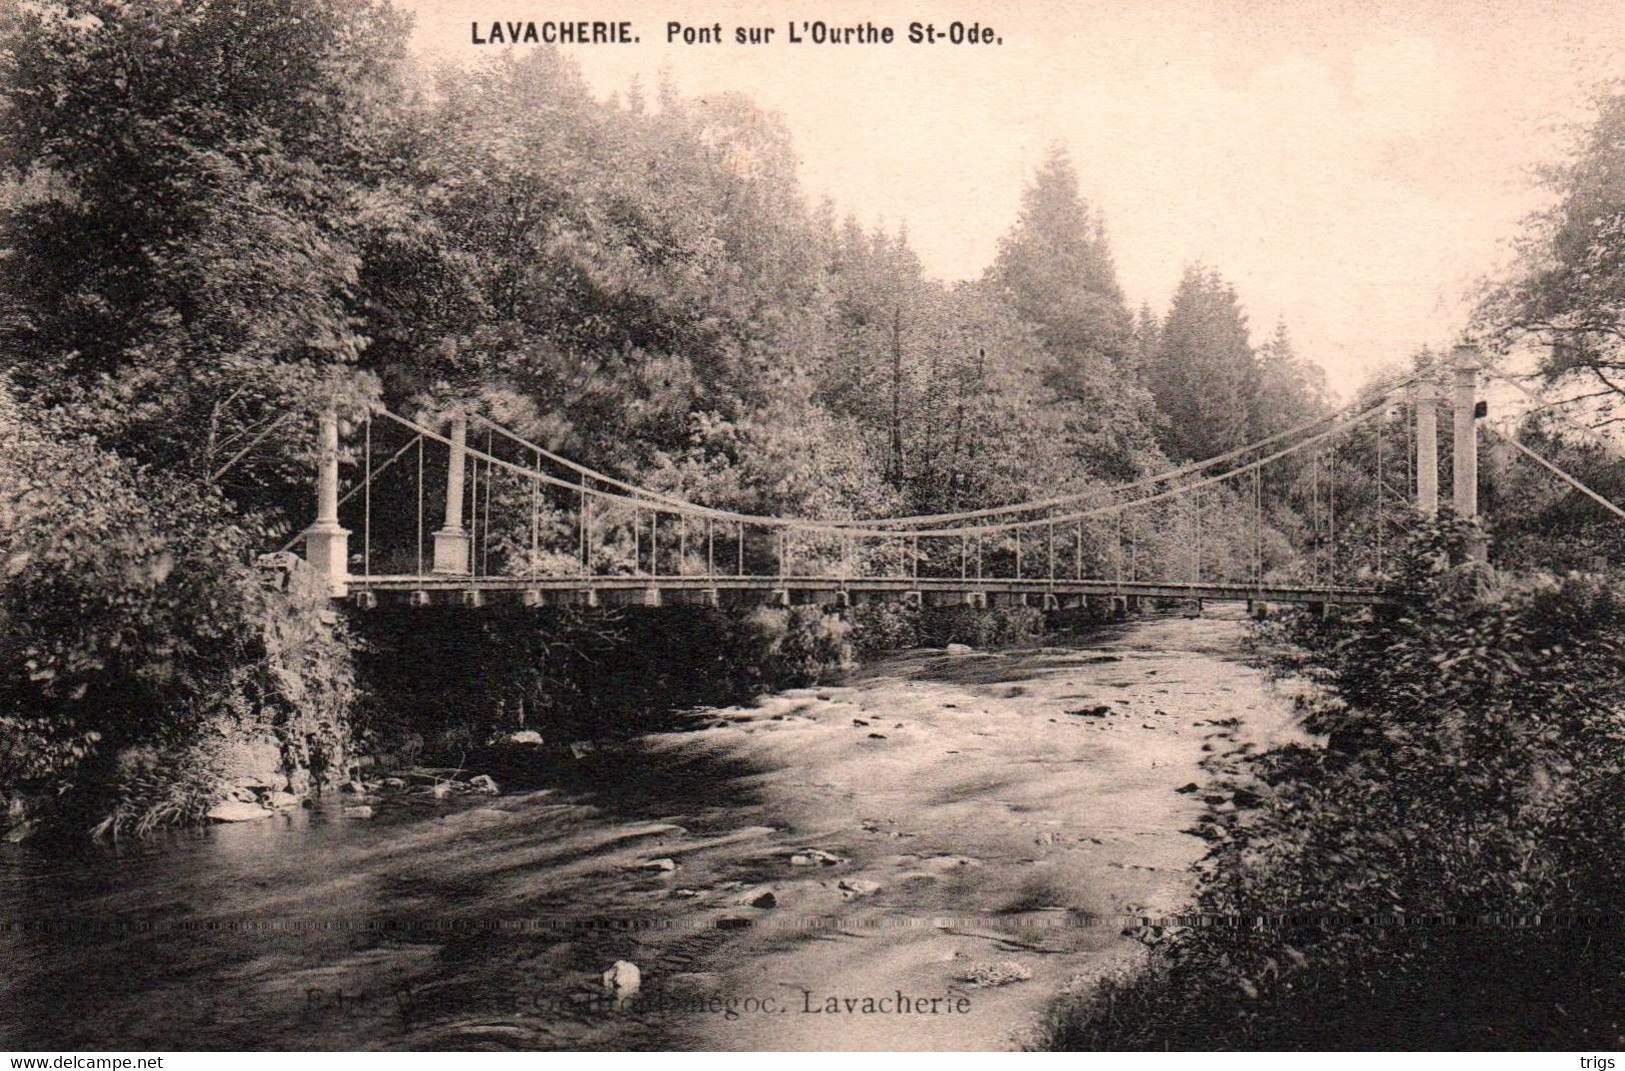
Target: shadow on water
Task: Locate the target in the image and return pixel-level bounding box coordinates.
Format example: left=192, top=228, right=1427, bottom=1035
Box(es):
left=0, top=615, right=1201, bottom=1050
left=845, top=620, right=1141, bottom=688
left=472, top=730, right=769, bottom=830
left=0, top=723, right=774, bottom=1050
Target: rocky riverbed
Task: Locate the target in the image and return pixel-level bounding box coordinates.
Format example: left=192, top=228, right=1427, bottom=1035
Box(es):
left=0, top=609, right=1309, bottom=1051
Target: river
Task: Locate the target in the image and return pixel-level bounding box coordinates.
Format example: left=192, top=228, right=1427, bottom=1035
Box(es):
left=0, top=610, right=1306, bottom=1051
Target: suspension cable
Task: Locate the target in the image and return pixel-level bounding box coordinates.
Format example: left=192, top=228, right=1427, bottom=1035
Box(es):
left=1253, top=465, right=1263, bottom=583
left=1486, top=370, right=1625, bottom=455
left=416, top=434, right=424, bottom=577
left=277, top=430, right=423, bottom=554
left=1484, top=425, right=1625, bottom=522
left=375, top=400, right=1387, bottom=540
left=467, top=377, right=1419, bottom=531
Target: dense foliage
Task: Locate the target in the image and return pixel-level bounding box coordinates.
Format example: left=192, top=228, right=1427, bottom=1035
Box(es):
left=0, top=390, right=354, bottom=836
left=1044, top=518, right=1625, bottom=1049
left=1477, top=84, right=1625, bottom=422
left=1473, top=82, right=1625, bottom=569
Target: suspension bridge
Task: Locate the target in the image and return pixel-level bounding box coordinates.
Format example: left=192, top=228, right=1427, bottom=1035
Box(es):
left=278, top=345, right=1506, bottom=614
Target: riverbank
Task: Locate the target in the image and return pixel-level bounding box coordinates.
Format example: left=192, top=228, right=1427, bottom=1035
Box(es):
left=0, top=609, right=1305, bottom=1051
left=1042, top=570, right=1625, bottom=1050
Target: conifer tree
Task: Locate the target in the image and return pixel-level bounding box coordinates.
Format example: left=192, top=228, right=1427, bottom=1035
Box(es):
left=988, top=145, right=1130, bottom=369
left=1144, top=266, right=1260, bottom=460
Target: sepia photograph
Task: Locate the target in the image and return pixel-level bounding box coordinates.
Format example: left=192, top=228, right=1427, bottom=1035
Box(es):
left=3, top=0, right=1625, bottom=1056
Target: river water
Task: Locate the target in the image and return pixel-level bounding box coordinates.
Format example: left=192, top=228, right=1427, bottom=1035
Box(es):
left=0, top=612, right=1302, bottom=1051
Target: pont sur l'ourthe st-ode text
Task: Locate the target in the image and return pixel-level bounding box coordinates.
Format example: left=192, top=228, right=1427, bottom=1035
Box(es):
left=468, top=20, right=1002, bottom=46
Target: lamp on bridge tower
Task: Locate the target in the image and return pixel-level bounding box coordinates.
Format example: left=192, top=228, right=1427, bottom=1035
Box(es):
left=432, top=411, right=473, bottom=575
left=302, top=407, right=351, bottom=597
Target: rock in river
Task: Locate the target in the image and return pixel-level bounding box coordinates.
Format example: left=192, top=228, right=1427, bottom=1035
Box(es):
left=838, top=878, right=883, bottom=899
left=739, top=886, right=777, bottom=909
left=206, top=800, right=273, bottom=823
left=602, top=960, right=641, bottom=1003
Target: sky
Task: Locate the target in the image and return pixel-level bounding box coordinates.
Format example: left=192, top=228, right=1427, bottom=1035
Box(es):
left=402, top=0, right=1625, bottom=396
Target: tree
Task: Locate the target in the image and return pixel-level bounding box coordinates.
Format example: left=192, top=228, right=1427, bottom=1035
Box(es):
left=1144, top=265, right=1260, bottom=460
left=1131, top=302, right=1161, bottom=378
left=986, top=146, right=1160, bottom=481
left=0, top=0, right=411, bottom=525
left=988, top=145, right=1131, bottom=369
left=1252, top=319, right=1329, bottom=438
left=1476, top=85, right=1625, bottom=429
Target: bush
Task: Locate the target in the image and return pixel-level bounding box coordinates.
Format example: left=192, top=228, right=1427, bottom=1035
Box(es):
left=349, top=597, right=1060, bottom=765
left=1044, top=519, right=1625, bottom=1049
left=739, top=605, right=853, bottom=687
left=845, top=601, right=1049, bottom=656
left=0, top=404, right=354, bottom=837
left=847, top=602, right=921, bottom=658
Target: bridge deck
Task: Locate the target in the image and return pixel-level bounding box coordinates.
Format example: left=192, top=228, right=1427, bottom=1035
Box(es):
left=340, top=573, right=1399, bottom=608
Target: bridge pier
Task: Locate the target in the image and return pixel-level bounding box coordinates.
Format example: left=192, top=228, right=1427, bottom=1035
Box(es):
left=1452, top=344, right=1479, bottom=520
left=1415, top=378, right=1439, bottom=517
left=923, top=590, right=980, bottom=609
left=1247, top=599, right=1271, bottom=621
left=302, top=408, right=351, bottom=598
left=432, top=413, right=472, bottom=575
left=603, top=587, right=662, bottom=608
left=1452, top=343, right=1488, bottom=562
left=789, top=588, right=843, bottom=609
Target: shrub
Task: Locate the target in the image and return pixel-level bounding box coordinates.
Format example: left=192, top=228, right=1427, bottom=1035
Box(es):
left=0, top=403, right=354, bottom=836
left=913, top=604, right=1046, bottom=647
left=1044, top=520, right=1625, bottom=1049
left=847, top=602, right=921, bottom=657
left=739, top=605, right=853, bottom=687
